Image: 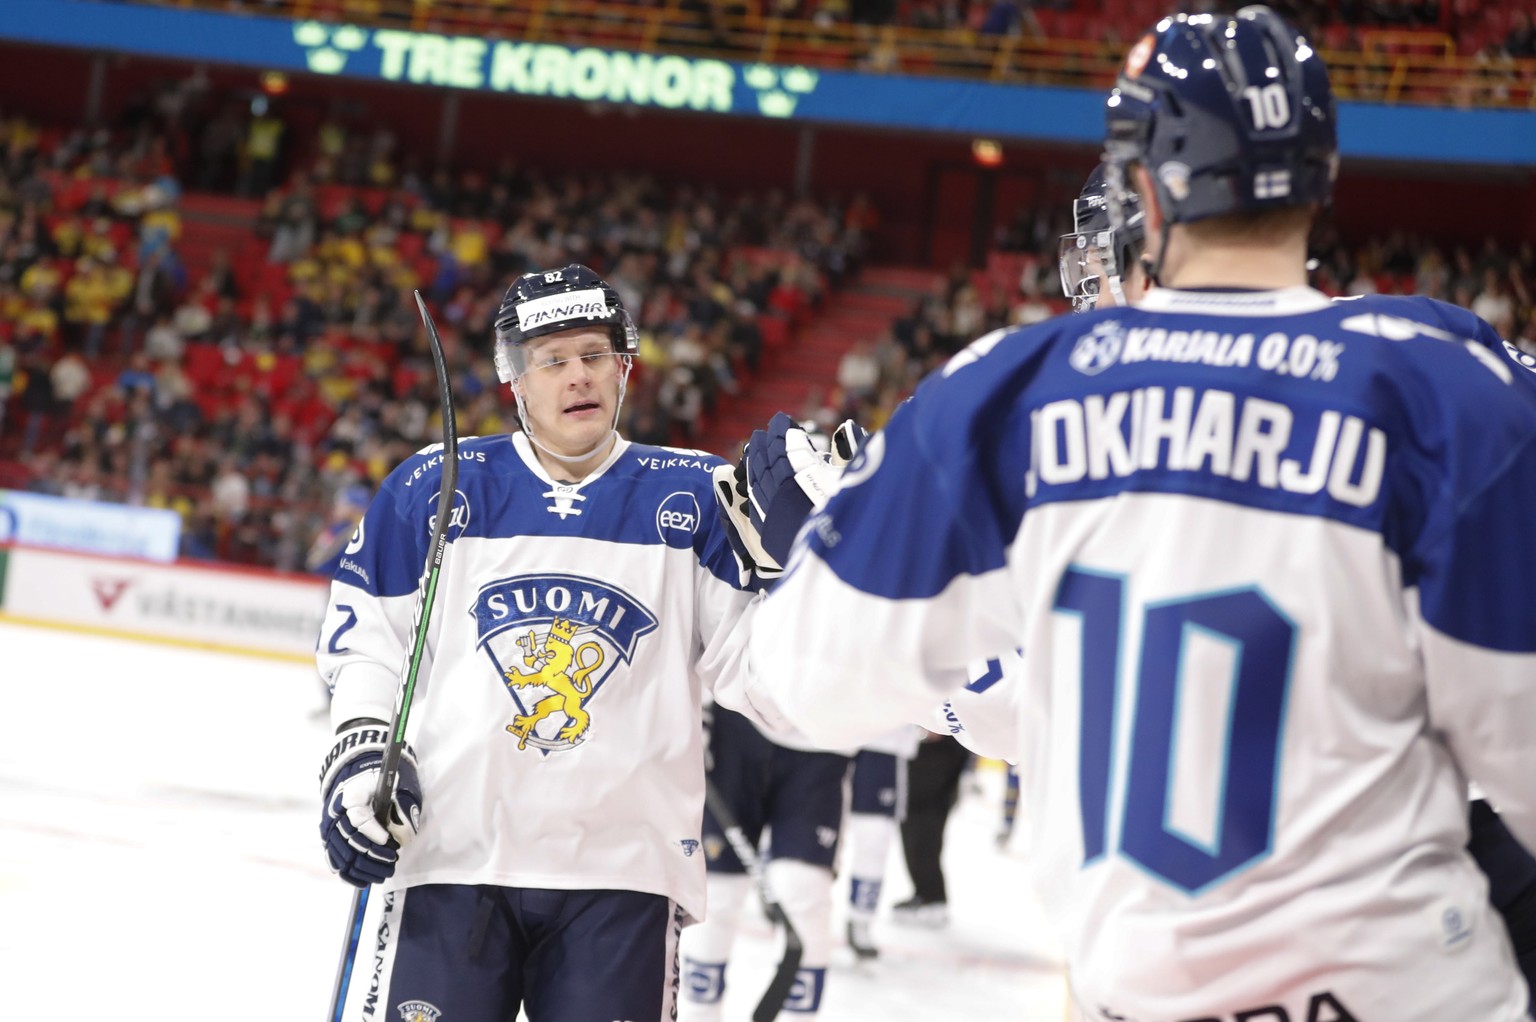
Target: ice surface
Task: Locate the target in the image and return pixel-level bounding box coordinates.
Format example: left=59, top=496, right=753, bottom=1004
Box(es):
left=0, top=619, right=1066, bottom=1020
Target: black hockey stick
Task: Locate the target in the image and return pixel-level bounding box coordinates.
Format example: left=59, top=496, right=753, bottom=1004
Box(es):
left=704, top=777, right=804, bottom=1022
left=326, top=291, right=459, bottom=1022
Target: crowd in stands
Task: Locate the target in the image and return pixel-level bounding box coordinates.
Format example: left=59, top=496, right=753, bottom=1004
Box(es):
left=2, top=60, right=1534, bottom=574
left=819, top=195, right=1536, bottom=445
left=210, top=0, right=1534, bottom=102
left=0, top=83, right=870, bottom=570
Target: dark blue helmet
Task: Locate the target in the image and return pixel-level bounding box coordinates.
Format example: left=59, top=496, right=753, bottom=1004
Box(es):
left=1059, top=164, right=1146, bottom=312
left=1103, top=6, right=1337, bottom=228
left=492, top=264, right=639, bottom=383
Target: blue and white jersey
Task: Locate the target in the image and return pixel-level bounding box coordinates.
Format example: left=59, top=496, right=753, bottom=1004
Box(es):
left=319, top=432, right=759, bottom=924
left=748, top=286, right=1536, bottom=1021
left=939, top=293, right=1531, bottom=769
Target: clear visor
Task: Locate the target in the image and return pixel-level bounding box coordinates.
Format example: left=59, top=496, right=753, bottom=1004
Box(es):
left=1058, top=229, right=1117, bottom=307
left=500, top=345, right=627, bottom=381
left=495, top=333, right=629, bottom=384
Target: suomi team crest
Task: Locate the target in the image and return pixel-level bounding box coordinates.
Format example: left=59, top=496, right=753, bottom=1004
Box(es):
left=471, top=574, right=658, bottom=753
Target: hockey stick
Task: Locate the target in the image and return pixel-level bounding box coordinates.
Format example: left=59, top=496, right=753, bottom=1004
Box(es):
left=326, top=291, right=459, bottom=1022
left=704, top=777, right=804, bottom=1022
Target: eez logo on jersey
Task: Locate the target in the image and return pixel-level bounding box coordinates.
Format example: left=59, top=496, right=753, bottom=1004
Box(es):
left=471, top=573, right=658, bottom=753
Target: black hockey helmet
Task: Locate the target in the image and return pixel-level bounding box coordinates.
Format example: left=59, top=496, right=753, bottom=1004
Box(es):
left=1059, top=164, right=1147, bottom=312
left=1103, top=6, right=1337, bottom=229
left=492, top=264, right=639, bottom=383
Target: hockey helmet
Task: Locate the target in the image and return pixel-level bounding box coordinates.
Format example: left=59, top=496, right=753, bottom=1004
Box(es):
left=492, top=264, right=639, bottom=384
left=1103, top=6, right=1338, bottom=230
left=1059, top=164, right=1147, bottom=312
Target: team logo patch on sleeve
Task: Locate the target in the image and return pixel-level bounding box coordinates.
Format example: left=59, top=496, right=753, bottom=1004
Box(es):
left=656, top=491, right=701, bottom=546
left=1069, top=321, right=1125, bottom=375
left=471, top=574, right=658, bottom=753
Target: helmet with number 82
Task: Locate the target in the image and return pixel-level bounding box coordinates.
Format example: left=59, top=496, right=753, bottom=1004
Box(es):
left=492, top=264, right=639, bottom=384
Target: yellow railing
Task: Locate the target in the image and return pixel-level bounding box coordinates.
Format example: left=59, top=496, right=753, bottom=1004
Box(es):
left=139, top=0, right=1536, bottom=108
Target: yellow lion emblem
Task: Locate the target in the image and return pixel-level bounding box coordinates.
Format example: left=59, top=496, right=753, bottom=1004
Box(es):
left=502, top=617, right=606, bottom=750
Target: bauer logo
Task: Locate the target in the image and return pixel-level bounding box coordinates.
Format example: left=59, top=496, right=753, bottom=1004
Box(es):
left=656, top=491, right=700, bottom=546
left=516, top=288, right=609, bottom=331
left=396, top=1001, right=442, bottom=1022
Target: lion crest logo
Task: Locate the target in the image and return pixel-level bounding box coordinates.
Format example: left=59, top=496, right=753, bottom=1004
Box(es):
left=472, top=574, right=658, bottom=753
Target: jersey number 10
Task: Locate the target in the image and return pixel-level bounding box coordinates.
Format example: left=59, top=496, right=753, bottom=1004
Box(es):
left=1055, top=568, right=1297, bottom=894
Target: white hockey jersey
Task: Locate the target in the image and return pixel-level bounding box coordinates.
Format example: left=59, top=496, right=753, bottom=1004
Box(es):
left=747, top=288, right=1536, bottom=1021
left=318, top=432, right=760, bottom=924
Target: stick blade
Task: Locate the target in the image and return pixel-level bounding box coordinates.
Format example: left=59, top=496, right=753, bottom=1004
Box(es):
left=751, top=919, right=803, bottom=1022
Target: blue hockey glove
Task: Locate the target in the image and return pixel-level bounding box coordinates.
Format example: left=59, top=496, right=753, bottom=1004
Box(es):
left=713, top=454, right=784, bottom=582
left=745, top=413, right=865, bottom=565
left=318, top=721, right=423, bottom=888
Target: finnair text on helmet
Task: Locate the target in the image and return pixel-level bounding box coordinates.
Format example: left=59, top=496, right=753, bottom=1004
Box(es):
left=514, top=288, right=610, bottom=332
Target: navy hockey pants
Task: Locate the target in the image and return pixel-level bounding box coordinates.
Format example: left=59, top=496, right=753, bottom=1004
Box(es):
left=359, top=884, right=682, bottom=1022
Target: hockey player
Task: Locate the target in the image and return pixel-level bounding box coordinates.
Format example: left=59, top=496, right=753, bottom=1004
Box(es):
left=843, top=724, right=921, bottom=955
left=730, top=8, right=1536, bottom=1020
left=681, top=704, right=851, bottom=1019
left=1058, top=163, right=1147, bottom=313
left=683, top=420, right=862, bottom=1019
left=316, top=265, right=772, bottom=1022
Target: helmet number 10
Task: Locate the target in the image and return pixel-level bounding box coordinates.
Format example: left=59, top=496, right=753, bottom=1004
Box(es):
left=1241, top=84, right=1291, bottom=130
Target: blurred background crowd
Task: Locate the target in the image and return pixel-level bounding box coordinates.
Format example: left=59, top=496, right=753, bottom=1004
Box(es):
left=2, top=0, right=1534, bottom=571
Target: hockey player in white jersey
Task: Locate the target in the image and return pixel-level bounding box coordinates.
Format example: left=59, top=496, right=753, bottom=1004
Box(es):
left=681, top=703, right=852, bottom=1019
left=843, top=724, right=921, bottom=956
left=316, top=265, right=771, bottom=1022
left=730, top=8, right=1536, bottom=1021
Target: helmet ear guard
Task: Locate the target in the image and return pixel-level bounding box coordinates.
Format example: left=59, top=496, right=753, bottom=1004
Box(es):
left=492, top=264, right=639, bottom=384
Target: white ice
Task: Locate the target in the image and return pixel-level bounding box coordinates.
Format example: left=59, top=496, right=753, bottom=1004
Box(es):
left=0, top=619, right=1067, bottom=1020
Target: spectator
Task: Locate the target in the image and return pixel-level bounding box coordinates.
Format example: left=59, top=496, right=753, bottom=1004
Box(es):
left=1473, top=268, right=1515, bottom=327
left=0, top=340, right=13, bottom=435
left=18, top=354, right=57, bottom=454
left=144, top=312, right=185, bottom=362
left=1505, top=10, right=1535, bottom=58
left=836, top=338, right=882, bottom=402
left=210, top=455, right=250, bottom=522
left=240, top=97, right=285, bottom=198
left=49, top=351, right=91, bottom=409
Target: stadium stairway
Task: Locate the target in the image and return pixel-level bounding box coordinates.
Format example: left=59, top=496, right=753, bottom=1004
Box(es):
left=178, top=193, right=263, bottom=279
left=697, top=265, right=938, bottom=457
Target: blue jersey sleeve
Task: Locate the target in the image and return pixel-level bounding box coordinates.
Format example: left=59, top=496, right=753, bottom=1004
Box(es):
left=795, top=329, right=1043, bottom=602
left=1400, top=357, right=1536, bottom=653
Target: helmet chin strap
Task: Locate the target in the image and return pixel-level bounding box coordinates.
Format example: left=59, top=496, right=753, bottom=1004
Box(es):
left=511, top=358, right=633, bottom=469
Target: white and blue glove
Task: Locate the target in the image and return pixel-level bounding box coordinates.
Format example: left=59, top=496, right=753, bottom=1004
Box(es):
left=744, top=413, right=867, bottom=565
left=318, top=721, right=423, bottom=888
left=713, top=452, right=785, bottom=582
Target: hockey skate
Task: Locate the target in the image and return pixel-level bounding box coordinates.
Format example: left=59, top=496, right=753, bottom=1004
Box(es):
left=847, top=919, right=879, bottom=959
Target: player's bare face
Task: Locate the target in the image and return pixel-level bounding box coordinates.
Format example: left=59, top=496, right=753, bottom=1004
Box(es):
left=516, top=328, right=625, bottom=457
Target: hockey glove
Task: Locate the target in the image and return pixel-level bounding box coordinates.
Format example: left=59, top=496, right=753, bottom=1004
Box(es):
left=318, top=721, right=423, bottom=888
left=829, top=420, right=868, bottom=468
left=745, top=412, right=863, bottom=566
left=713, top=455, right=784, bottom=582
